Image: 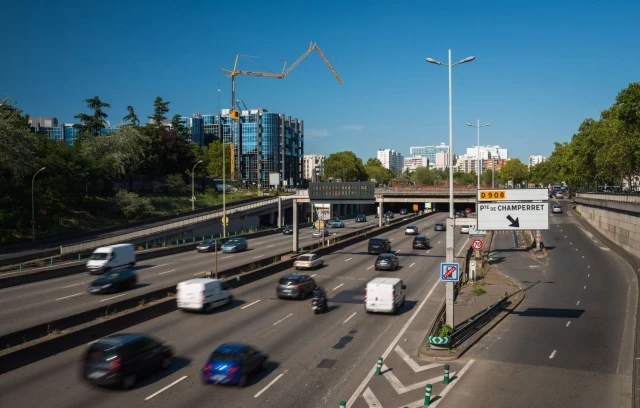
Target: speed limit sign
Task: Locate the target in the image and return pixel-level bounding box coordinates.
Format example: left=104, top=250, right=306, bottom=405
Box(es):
left=471, top=239, right=483, bottom=251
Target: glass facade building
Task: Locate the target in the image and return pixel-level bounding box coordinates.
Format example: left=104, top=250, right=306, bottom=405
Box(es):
left=409, top=143, right=449, bottom=165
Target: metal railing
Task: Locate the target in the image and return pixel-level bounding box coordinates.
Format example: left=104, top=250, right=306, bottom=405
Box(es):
left=59, top=197, right=291, bottom=255
left=575, top=192, right=640, bottom=203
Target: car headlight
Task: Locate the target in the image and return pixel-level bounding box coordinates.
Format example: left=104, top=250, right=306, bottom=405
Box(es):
left=101, top=284, right=112, bottom=289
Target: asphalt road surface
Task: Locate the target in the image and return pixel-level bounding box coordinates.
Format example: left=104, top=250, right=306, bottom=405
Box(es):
left=436, top=198, right=636, bottom=408
left=0, top=213, right=470, bottom=408
left=0, top=216, right=385, bottom=337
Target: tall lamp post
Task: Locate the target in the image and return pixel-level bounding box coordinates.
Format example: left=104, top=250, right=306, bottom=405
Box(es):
left=465, top=120, right=491, bottom=189
left=426, top=50, right=475, bottom=328
left=191, top=160, right=203, bottom=210
left=31, top=167, right=46, bottom=243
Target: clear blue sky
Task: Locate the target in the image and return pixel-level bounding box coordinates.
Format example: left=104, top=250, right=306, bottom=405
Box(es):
left=1, top=0, right=638, bottom=162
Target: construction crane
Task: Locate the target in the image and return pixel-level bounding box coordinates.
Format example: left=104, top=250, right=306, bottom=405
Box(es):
left=235, top=100, right=248, bottom=112
left=220, top=41, right=343, bottom=120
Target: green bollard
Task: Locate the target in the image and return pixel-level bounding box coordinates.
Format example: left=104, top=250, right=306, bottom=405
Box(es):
left=339, top=402, right=346, bottom=408
left=50, top=257, right=53, bottom=267
left=424, top=384, right=432, bottom=406
left=77, top=254, right=81, bottom=261
left=444, top=364, right=450, bottom=384
left=175, top=240, right=178, bottom=246
left=192, top=237, right=195, bottom=243
left=19, top=263, right=23, bottom=272
left=163, top=241, right=166, bottom=248
left=145, top=242, right=148, bottom=250
left=182, top=239, right=185, bottom=244
left=375, top=356, right=383, bottom=376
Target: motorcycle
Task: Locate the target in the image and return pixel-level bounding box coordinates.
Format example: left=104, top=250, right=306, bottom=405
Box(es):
left=311, top=297, right=327, bottom=314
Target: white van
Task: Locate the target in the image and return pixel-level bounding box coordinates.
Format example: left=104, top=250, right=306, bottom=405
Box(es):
left=86, top=244, right=136, bottom=274
left=364, top=277, right=406, bottom=314
left=176, top=278, right=233, bottom=313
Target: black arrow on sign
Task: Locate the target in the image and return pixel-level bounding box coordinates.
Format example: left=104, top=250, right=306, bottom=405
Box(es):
left=506, top=215, right=520, bottom=227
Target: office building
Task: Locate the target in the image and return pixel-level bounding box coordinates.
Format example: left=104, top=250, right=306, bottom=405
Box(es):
left=304, top=154, right=325, bottom=181
left=30, top=117, right=116, bottom=144
left=403, top=155, right=429, bottom=172
left=434, top=151, right=451, bottom=170
left=528, top=155, right=546, bottom=167
left=377, top=149, right=404, bottom=174
left=456, top=145, right=508, bottom=174
left=409, top=143, right=449, bottom=165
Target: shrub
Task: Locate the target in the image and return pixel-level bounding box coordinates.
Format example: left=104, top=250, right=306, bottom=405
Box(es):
left=471, top=281, right=487, bottom=296
left=438, top=323, right=454, bottom=337
left=115, top=190, right=154, bottom=219
left=165, top=174, right=188, bottom=197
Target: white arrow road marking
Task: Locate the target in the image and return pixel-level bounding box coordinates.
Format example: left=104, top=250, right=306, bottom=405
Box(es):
left=394, top=345, right=443, bottom=372
left=382, top=364, right=456, bottom=394
left=363, top=388, right=383, bottom=407
left=409, top=263, right=415, bottom=268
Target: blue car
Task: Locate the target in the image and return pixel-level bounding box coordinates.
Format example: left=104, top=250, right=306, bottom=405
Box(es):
left=201, top=343, right=269, bottom=387
left=221, top=238, right=248, bottom=253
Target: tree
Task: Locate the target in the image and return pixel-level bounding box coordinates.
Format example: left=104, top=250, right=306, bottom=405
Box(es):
left=364, top=157, right=392, bottom=185
left=171, top=114, right=189, bottom=138
left=149, top=96, right=170, bottom=125
left=157, top=128, right=193, bottom=176
left=164, top=174, right=188, bottom=196
left=481, top=168, right=500, bottom=186
left=0, top=98, right=38, bottom=181
left=499, top=159, right=529, bottom=185
left=74, top=96, right=111, bottom=136
left=323, top=151, right=367, bottom=181
left=203, top=141, right=232, bottom=180
left=412, top=167, right=436, bottom=185
left=123, top=105, right=140, bottom=126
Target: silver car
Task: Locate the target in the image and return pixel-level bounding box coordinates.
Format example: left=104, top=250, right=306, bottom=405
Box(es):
left=312, top=228, right=330, bottom=238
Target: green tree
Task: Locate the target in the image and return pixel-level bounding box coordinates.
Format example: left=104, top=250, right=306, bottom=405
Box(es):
left=164, top=174, right=188, bottom=196
left=149, top=96, right=170, bottom=125
left=364, top=157, right=392, bottom=185
left=115, top=190, right=154, bottom=219
left=323, top=151, right=367, bottom=181
left=171, top=114, right=189, bottom=138
left=123, top=105, right=140, bottom=126
left=481, top=169, right=500, bottom=186
left=74, top=96, right=111, bottom=136
left=499, top=159, right=529, bottom=185
left=203, top=141, right=232, bottom=180
left=411, top=167, right=435, bottom=185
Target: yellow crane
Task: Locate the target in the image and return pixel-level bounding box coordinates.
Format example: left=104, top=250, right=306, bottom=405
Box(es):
left=220, top=41, right=344, bottom=120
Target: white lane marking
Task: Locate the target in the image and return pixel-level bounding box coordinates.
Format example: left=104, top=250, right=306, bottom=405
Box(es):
left=565, top=235, right=567, bottom=238
left=588, top=274, right=590, bottom=277
left=575, top=248, right=578, bottom=251
left=310, top=274, right=317, bottom=277
left=267, top=245, right=275, bottom=248
left=346, top=278, right=440, bottom=407
left=221, top=256, right=232, bottom=260
left=427, top=250, right=431, bottom=254
left=428, top=359, right=475, bottom=408
left=144, top=375, right=188, bottom=401
left=100, top=293, right=127, bottom=302
left=55, top=293, right=83, bottom=301
left=566, top=321, right=571, bottom=327
left=584, top=285, right=587, bottom=289
left=577, top=301, right=580, bottom=305
left=194, top=271, right=207, bottom=275
left=395, top=250, right=401, bottom=253
left=345, top=258, right=353, bottom=262
left=151, top=264, right=168, bottom=269
left=582, top=256, right=585, bottom=258
left=241, top=300, right=261, bottom=309
left=561, top=229, right=563, bottom=232
left=410, top=263, right=415, bottom=268
left=273, top=313, right=293, bottom=326
left=437, top=241, right=442, bottom=244
left=549, top=350, right=557, bottom=359
left=253, top=255, right=264, bottom=259
left=159, top=269, right=176, bottom=275
left=367, top=265, right=374, bottom=270
left=254, top=370, right=288, bottom=398
left=570, top=242, right=572, bottom=245
left=61, top=282, right=86, bottom=289
left=255, top=242, right=264, bottom=245
left=363, top=388, right=382, bottom=407
left=343, top=312, right=357, bottom=324
left=588, top=265, right=590, bottom=268
left=383, top=366, right=455, bottom=394
left=394, top=345, right=443, bottom=372
left=333, top=283, right=344, bottom=291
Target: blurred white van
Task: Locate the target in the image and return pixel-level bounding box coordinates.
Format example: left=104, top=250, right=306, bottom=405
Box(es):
left=86, top=244, right=136, bottom=274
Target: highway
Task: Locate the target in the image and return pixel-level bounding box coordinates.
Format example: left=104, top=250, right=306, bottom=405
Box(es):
left=436, top=198, right=636, bottom=408
left=0, top=212, right=468, bottom=408
left=0, top=216, right=386, bottom=338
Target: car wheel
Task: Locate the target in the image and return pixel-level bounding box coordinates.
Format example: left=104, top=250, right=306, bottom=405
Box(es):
left=227, top=295, right=233, bottom=305
left=238, top=374, right=248, bottom=388
left=129, top=262, right=135, bottom=267
left=161, top=356, right=172, bottom=370
left=122, top=374, right=136, bottom=389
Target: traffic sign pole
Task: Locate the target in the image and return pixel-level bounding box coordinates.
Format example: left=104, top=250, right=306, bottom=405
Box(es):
left=445, top=217, right=455, bottom=328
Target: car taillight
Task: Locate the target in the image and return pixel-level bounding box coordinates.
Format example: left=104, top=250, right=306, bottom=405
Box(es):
left=227, top=366, right=238, bottom=374
left=203, top=363, right=212, bottom=372
left=109, top=357, right=122, bottom=373
left=296, top=283, right=302, bottom=289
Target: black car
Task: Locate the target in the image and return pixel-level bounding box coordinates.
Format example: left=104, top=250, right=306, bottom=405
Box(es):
left=434, top=222, right=446, bottom=231
left=276, top=273, right=317, bottom=299
left=413, top=235, right=430, bottom=249
left=455, top=211, right=467, bottom=218
left=374, top=253, right=400, bottom=271
left=197, top=239, right=222, bottom=252
left=80, top=333, right=173, bottom=389
left=385, top=211, right=394, bottom=219
left=355, top=214, right=367, bottom=222
left=368, top=237, right=392, bottom=254
left=400, top=209, right=408, bottom=215
left=282, top=225, right=294, bottom=235
left=87, top=269, right=137, bottom=294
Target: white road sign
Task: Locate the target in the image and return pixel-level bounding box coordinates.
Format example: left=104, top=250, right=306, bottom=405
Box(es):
left=469, top=225, right=486, bottom=236
left=478, top=202, right=549, bottom=230
left=477, top=188, right=548, bottom=202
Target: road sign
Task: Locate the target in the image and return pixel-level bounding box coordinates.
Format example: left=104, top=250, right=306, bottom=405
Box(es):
left=412, top=204, right=419, bottom=212
left=440, top=263, right=460, bottom=282
left=478, top=188, right=548, bottom=202
left=313, top=220, right=325, bottom=231
left=469, top=225, right=486, bottom=237
left=221, top=216, right=229, bottom=226
left=478, top=202, right=549, bottom=230
left=471, top=239, right=483, bottom=250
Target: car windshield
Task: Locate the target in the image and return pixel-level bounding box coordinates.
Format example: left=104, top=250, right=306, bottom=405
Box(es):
left=297, top=255, right=312, bottom=261
left=210, top=350, right=239, bottom=362
left=407, top=226, right=416, bottom=229
left=369, top=239, right=384, bottom=244
left=87, top=342, right=119, bottom=362
left=377, top=254, right=393, bottom=260
left=437, top=223, right=444, bottom=226
left=225, top=239, right=240, bottom=245
left=201, top=240, right=215, bottom=245
left=89, top=252, right=109, bottom=260
left=415, top=236, right=426, bottom=241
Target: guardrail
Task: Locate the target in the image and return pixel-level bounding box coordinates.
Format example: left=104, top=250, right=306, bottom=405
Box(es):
left=575, top=192, right=640, bottom=204
left=59, top=197, right=295, bottom=255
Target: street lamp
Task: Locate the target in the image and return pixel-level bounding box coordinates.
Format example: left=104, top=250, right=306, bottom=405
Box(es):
left=426, top=50, right=475, bottom=328
left=465, top=120, right=491, bottom=189
left=191, top=160, right=203, bottom=210
left=31, top=167, right=46, bottom=243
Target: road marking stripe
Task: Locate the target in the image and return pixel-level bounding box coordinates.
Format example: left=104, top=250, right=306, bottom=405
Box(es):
left=346, top=278, right=440, bottom=407
left=437, top=241, right=442, bottom=244
left=394, top=345, right=442, bottom=372
left=267, top=245, right=275, bottom=248
left=345, top=258, right=353, bottom=262
left=273, top=313, right=293, bottom=326
left=333, top=283, right=344, bottom=291
left=194, top=271, right=207, bottom=275
left=61, top=282, right=86, bottom=289
left=588, top=265, right=590, bottom=268
left=395, top=250, right=401, bottom=253
left=310, top=274, right=317, bottom=277
left=577, top=301, right=580, bottom=305
left=343, top=312, right=356, bottom=324
left=582, top=255, right=585, bottom=258
left=428, top=359, right=475, bottom=408
left=570, top=242, right=572, bottom=245
left=254, top=370, right=287, bottom=398
left=253, top=255, right=264, bottom=259
left=409, top=263, right=415, bottom=268
left=255, top=242, right=264, bottom=245
left=221, top=256, right=232, bottom=260
left=241, top=300, right=261, bottom=309
left=427, top=250, right=431, bottom=254
left=159, top=269, right=176, bottom=275
left=584, top=285, right=587, bottom=289
left=362, top=388, right=382, bottom=407
left=100, top=293, right=126, bottom=302
left=56, top=293, right=83, bottom=301
left=566, top=321, right=571, bottom=327
left=588, top=274, right=590, bottom=277
left=367, top=266, right=373, bottom=270
left=549, top=350, right=557, bottom=359
left=151, top=264, right=168, bottom=269
left=144, top=375, right=187, bottom=401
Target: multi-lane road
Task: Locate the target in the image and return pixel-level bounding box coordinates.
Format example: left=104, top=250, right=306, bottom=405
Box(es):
left=0, top=216, right=385, bottom=337
left=0, top=212, right=470, bottom=408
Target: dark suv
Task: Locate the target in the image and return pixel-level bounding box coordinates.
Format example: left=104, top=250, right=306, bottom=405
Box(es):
left=355, top=214, right=367, bottom=222
left=412, top=235, right=430, bottom=249
left=80, top=333, right=173, bottom=389
left=368, top=237, right=392, bottom=254
left=282, top=225, right=293, bottom=235
left=276, top=274, right=317, bottom=299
